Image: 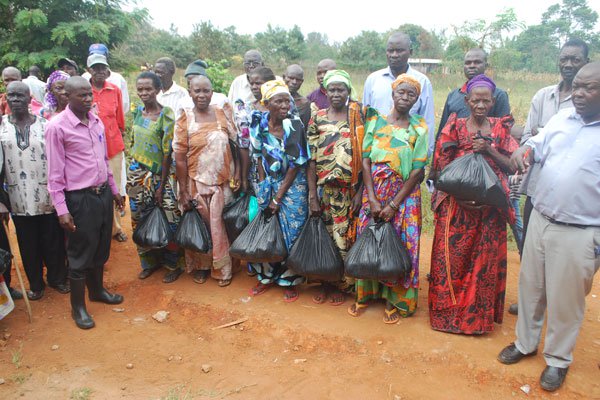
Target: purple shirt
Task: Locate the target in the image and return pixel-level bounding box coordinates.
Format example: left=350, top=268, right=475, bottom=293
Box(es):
left=45, top=105, right=118, bottom=216
left=307, top=87, right=330, bottom=110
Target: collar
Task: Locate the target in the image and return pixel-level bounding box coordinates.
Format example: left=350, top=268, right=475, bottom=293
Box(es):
left=90, top=80, right=113, bottom=92
left=161, top=81, right=183, bottom=95
left=383, top=65, right=412, bottom=78
left=568, top=109, right=600, bottom=126
left=319, top=87, right=327, bottom=95
left=551, top=81, right=572, bottom=102
left=64, top=105, right=99, bottom=127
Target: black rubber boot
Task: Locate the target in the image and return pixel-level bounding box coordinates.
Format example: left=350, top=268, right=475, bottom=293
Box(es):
left=70, top=278, right=95, bottom=329
left=86, top=266, right=123, bottom=304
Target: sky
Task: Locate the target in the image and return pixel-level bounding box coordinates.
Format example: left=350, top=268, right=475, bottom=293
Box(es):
left=127, top=0, right=600, bottom=42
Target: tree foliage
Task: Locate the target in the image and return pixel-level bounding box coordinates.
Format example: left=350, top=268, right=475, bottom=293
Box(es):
left=255, top=24, right=306, bottom=65
left=541, top=0, right=600, bottom=48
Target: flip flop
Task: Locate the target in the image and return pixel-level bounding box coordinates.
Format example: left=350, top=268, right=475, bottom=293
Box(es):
left=217, top=278, right=232, bottom=287
left=328, top=291, right=345, bottom=306
left=347, top=302, right=368, bottom=317
left=283, top=288, right=299, bottom=303
left=383, top=307, right=400, bottom=324
left=192, top=270, right=210, bottom=284
left=249, top=282, right=271, bottom=297
left=312, top=286, right=328, bottom=304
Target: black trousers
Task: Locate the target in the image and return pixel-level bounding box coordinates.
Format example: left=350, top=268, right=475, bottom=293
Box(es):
left=0, top=224, right=12, bottom=288
left=65, top=186, right=113, bottom=280
left=522, top=196, right=534, bottom=249
left=12, top=213, right=67, bottom=292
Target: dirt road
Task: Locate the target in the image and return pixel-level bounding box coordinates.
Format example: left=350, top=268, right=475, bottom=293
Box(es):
left=0, top=217, right=599, bottom=399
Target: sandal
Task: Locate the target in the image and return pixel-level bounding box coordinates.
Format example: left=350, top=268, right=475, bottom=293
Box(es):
left=162, top=269, right=183, bottom=284
left=312, top=284, right=328, bottom=305
left=347, top=302, right=368, bottom=317
left=113, top=232, right=128, bottom=242
left=283, top=288, right=299, bottom=303
left=217, top=278, right=232, bottom=287
left=328, top=290, right=345, bottom=306
left=383, top=307, right=400, bottom=324
left=193, top=270, right=210, bottom=284
left=249, top=282, right=272, bottom=296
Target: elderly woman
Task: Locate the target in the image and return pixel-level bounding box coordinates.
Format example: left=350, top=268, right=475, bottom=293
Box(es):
left=347, top=74, right=428, bottom=323
left=307, top=69, right=364, bottom=305
left=248, top=80, right=309, bottom=302
left=174, top=75, right=240, bottom=287
left=428, top=74, right=517, bottom=335
left=233, top=67, right=276, bottom=194
left=127, top=71, right=185, bottom=283
left=40, top=70, right=70, bottom=119
left=0, top=82, right=69, bottom=300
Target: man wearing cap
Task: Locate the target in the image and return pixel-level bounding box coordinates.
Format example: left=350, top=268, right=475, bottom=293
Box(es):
left=154, top=57, right=189, bottom=116
left=58, top=58, right=78, bottom=76
left=87, top=53, right=127, bottom=243
left=82, top=44, right=130, bottom=113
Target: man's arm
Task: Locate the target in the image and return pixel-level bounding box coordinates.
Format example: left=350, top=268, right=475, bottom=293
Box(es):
left=362, top=75, right=373, bottom=108
left=45, top=124, right=69, bottom=216
left=115, top=88, right=125, bottom=133
left=420, top=79, right=436, bottom=156
left=520, top=90, right=542, bottom=145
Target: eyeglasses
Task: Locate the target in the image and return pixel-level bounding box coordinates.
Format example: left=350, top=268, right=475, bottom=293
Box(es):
left=244, top=61, right=261, bottom=67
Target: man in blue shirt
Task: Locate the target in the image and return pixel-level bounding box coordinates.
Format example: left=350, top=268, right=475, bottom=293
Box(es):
left=362, top=32, right=435, bottom=155
left=498, top=62, right=600, bottom=392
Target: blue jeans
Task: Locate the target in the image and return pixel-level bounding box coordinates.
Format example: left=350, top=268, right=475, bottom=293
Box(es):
left=510, top=197, right=524, bottom=255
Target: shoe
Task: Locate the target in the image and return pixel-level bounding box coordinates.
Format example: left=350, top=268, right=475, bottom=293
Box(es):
left=540, top=366, right=568, bottom=392
left=8, top=287, right=23, bottom=300
left=70, top=277, right=95, bottom=329
left=497, top=343, right=537, bottom=365
left=192, top=270, right=210, bottom=284
left=508, top=303, right=518, bottom=315
left=162, top=269, right=183, bottom=284
left=86, top=267, right=123, bottom=305
left=138, top=268, right=158, bottom=280
left=26, top=289, right=44, bottom=301
left=49, top=282, right=70, bottom=294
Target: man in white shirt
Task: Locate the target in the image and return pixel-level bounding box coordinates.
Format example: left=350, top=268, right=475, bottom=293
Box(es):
left=22, top=66, right=46, bottom=104
left=155, top=57, right=189, bottom=115
left=228, top=50, right=264, bottom=104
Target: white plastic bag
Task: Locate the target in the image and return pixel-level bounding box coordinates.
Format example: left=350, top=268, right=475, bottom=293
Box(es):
left=0, top=280, right=15, bottom=320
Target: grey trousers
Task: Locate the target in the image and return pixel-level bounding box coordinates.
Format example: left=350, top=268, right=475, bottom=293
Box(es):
left=515, top=208, right=600, bottom=368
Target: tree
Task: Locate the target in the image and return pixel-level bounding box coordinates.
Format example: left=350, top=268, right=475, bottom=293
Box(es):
left=305, top=32, right=338, bottom=63
left=392, top=24, right=444, bottom=58
left=0, top=0, right=145, bottom=72
left=254, top=24, right=306, bottom=65
left=449, top=8, right=524, bottom=51
left=339, top=31, right=386, bottom=70
left=541, top=0, right=600, bottom=48
left=508, top=25, right=559, bottom=72
left=190, top=21, right=236, bottom=62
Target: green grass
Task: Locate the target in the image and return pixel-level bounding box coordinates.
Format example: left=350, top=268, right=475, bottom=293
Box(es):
left=11, top=344, right=23, bottom=369
left=70, top=387, right=93, bottom=400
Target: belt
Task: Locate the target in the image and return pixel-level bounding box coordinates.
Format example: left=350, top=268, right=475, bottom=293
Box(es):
left=68, top=182, right=108, bottom=196
left=540, top=213, right=598, bottom=230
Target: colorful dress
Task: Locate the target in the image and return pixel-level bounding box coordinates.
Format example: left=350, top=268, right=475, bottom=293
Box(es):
left=233, top=99, right=261, bottom=193
left=428, top=114, right=517, bottom=334
left=249, top=110, right=309, bottom=286
left=306, top=102, right=364, bottom=292
left=127, top=106, right=184, bottom=272
left=355, top=108, right=428, bottom=317
left=173, top=104, right=237, bottom=280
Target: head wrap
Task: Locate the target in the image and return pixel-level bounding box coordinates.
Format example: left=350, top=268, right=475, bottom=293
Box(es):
left=184, top=59, right=208, bottom=77
left=466, top=74, right=496, bottom=94
left=44, top=70, right=70, bottom=110
left=260, top=79, right=290, bottom=105
left=322, top=69, right=356, bottom=100
left=391, top=74, right=421, bottom=97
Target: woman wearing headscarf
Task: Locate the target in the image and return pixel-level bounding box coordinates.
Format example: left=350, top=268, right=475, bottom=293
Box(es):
left=174, top=75, right=240, bottom=287
left=307, top=69, right=364, bottom=305
left=428, top=74, right=517, bottom=335
left=127, top=71, right=185, bottom=283
left=40, top=70, right=70, bottom=119
left=247, top=79, right=309, bottom=302
left=347, top=74, right=428, bottom=323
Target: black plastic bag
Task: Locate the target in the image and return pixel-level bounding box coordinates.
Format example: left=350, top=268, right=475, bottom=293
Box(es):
left=223, top=194, right=250, bottom=242
left=0, top=248, right=11, bottom=276
left=229, top=210, right=287, bottom=263
left=132, top=206, right=172, bottom=249
left=436, top=152, right=507, bottom=209
left=287, top=216, right=344, bottom=281
left=345, top=222, right=411, bottom=281
left=174, top=206, right=212, bottom=253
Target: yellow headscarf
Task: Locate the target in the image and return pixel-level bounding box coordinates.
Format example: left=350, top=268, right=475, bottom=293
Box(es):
left=260, top=79, right=290, bottom=105
left=323, top=69, right=356, bottom=100
left=391, top=74, right=421, bottom=97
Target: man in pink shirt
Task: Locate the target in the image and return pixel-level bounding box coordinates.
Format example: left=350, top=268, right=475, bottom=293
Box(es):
left=45, top=76, right=124, bottom=330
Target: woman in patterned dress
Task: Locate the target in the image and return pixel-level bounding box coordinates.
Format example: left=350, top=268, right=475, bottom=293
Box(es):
left=247, top=80, right=309, bottom=302
left=428, top=74, right=517, bottom=334
left=307, top=69, right=364, bottom=305
left=347, top=74, right=428, bottom=323
left=127, top=71, right=185, bottom=283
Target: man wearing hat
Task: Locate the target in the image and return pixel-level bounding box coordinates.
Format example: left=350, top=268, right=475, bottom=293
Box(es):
left=87, top=53, right=127, bottom=243
left=82, top=44, right=129, bottom=113
left=58, top=58, right=78, bottom=76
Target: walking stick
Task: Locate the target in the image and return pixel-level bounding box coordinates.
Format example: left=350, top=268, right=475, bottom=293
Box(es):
left=4, top=220, right=32, bottom=323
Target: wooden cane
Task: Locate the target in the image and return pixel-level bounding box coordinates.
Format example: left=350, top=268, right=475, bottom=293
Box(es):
left=4, top=220, right=32, bottom=323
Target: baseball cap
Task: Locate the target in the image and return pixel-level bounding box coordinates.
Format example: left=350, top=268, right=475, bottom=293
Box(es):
left=58, top=58, right=78, bottom=70
left=87, top=54, right=109, bottom=68
left=88, top=43, right=109, bottom=57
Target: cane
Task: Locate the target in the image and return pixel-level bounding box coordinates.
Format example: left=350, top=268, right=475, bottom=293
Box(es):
left=4, top=220, right=32, bottom=323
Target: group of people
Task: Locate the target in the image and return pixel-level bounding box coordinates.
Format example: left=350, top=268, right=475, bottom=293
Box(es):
left=0, top=31, right=598, bottom=393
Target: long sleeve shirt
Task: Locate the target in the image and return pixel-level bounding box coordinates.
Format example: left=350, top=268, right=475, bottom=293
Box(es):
left=91, top=81, right=125, bottom=159
left=45, top=105, right=118, bottom=216
left=362, top=65, right=435, bottom=155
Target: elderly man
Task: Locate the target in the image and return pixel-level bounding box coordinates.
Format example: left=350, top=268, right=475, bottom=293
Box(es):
left=363, top=32, right=435, bottom=154
left=81, top=44, right=129, bottom=113
left=22, top=66, right=46, bottom=104
left=87, top=53, right=127, bottom=242
left=46, top=77, right=124, bottom=329
left=228, top=50, right=264, bottom=104
left=307, top=59, right=336, bottom=110
left=498, top=62, right=600, bottom=392
left=58, top=58, right=78, bottom=76
left=284, top=64, right=310, bottom=127
left=0, top=67, right=22, bottom=115
left=155, top=57, right=188, bottom=114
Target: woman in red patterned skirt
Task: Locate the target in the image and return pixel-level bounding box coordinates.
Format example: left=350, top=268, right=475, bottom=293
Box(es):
left=428, top=74, right=518, bottom=334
